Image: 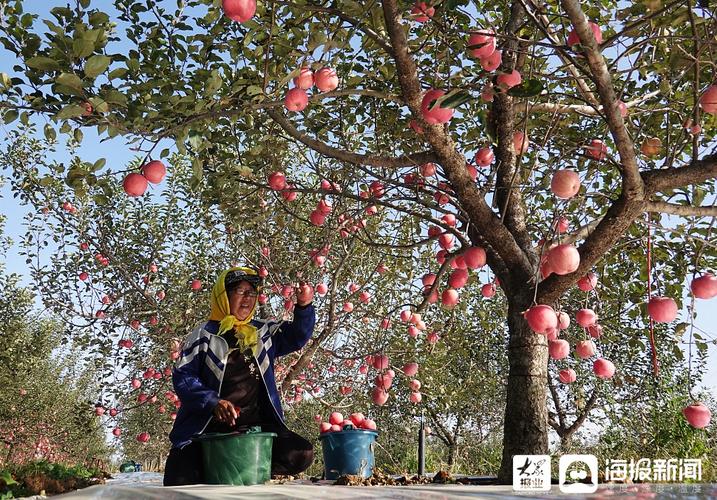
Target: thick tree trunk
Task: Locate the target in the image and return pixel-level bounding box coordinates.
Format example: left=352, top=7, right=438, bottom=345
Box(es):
left=497, top=294, right=549, bottom=483
left=447, top=443, right=457, bottom=470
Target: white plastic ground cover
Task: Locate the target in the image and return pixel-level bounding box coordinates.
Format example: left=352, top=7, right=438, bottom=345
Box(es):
left=49, top=482, right=717, bottom=500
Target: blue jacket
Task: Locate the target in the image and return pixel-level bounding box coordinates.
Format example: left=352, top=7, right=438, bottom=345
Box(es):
left=168, top=304, right=316, bottom=449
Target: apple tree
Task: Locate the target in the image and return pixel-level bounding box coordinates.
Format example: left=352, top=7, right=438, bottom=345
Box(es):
left=2, top=0, right=716, bottom=481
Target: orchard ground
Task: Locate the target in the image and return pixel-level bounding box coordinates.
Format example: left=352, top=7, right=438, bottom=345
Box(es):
left=49, top=472, right=717, bottom=499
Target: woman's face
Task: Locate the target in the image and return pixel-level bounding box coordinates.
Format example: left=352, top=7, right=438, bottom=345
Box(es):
left=228, top=281, right=258, bottom=321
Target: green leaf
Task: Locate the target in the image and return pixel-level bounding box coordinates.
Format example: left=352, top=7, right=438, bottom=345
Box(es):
left=439, top=89, right=474, bottom=109
left=73, top=37, right=95, bottom=59
left=93, top=194, right=109, bottom=205
left=0, top=72, right=12, bottom=89
left=44, top=124, right=57, bottom=141
left=1, top=470, right=17, bottom=486
left=205, top=69, right=222, bottom=95
left=92, top=158, right=106, bottom=171
left=246, top=85, right=263, bottom=97
left=55, top=104, right=86, bottom=120
left=26, top=56, right=61, bottom=71
left=102, top=89, right=127, bottom=106
left=3, top=109, right=18, bottom=124
left=192, top=157, right=204, bottom=180
left=84, top=55, right=111, bottom=78
left=89, top=97, right=109, bottom=113
left=56, top=72, right=84, bottom=90
left=74, top=128, right=84, bottom=143
left=507, top=79, right=544, bottom=98
left=108, top=67, right=128, bottom=80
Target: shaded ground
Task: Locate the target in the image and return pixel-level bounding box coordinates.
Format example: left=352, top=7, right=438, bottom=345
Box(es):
left=48, top=472, right=717, bottom=499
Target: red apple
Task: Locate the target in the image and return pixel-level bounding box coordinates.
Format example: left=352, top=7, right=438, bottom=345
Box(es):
left=441, top=288, right=459, bottom=308
left=548, top=339, right=570, bottom=360
left=136, top=432, right=150, bottom=443
left=576, top=308, right=598, bottom=328
left=550, top=169, right=581, bottom=199
left=421, top=89, right=454, bottom=124
left=410, top=392, right=423, bottom=404
left=363, top=418, right=377, bottom=430
left=593, top=358, right=615, bottom=379
left=575, top=339, right=596, bottom=359
left=577, top=272, right=598, bottom=292
left=496, top=70, right=522, bottom=90
left=682, top=402, right=712, bottom=428
left=372, top=386, right=389, bottom=405
left=468, top=30, right=496, bottom=59
left=123, top=173, right=148, bottom=197
left=403, top=362, right=419, bottom=377
left=547, top=244, right=580, bottom=275
left=315, top=67, right=338, bottom=92
left=559, top=368, right=577, bottom=384
left=373, top=354, right=389, bottom=370
left=221, top=0, right=256, bottom=23
left=567, top=21, right=603, bottom=48
left=141, top=160, right=166, bottom=184
left=647, top=296, right=678, bottom=323
left=464, top=247, right=487, bottom=269
left=585, top=139, right=607, bottom=160
left=293, top=67, right=314, bottom=90
left=284, top=88, right=309, bottom=112
left=524, top=304, right=558, bottom=334
left=420, top=162, right=437, bottom=177
left=268, top=171, right=287, bottom=191
left=699, top=85, right=717, bottom=114
left=474, top=147, right=495, bottom=167
left=481, top=49, right=502, bottom=72
left=691, top=273, right=717, bottom=299
left=513, top=131, right=529, bottom=155
left=411, top=2, right=435, bottom=22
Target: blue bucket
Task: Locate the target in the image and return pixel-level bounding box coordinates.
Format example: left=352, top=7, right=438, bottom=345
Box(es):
left=319, top=427, right=378, bottom=479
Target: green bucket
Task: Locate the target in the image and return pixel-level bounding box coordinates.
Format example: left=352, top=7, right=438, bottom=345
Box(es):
left=193, top=431, right=277, bottom=485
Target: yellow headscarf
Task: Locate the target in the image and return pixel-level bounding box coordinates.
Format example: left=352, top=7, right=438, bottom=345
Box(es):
left=209, top=267, right=259, bottom=353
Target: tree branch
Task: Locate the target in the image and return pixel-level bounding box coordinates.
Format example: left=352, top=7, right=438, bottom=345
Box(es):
left=560, top=0, right=644, bottom=199
left=523, top=91, right=660, bottom=116
left=380, top=0, right=534, bottom=280
left=564, top=389, right=598, bottom=436
left=492, top=2, right=536, bottom=264
left=274, top=1, right=394, bottom=55
left=642, top=155, right=717, bottom=193
left=265, top=108, right=435, bottom=168
left=645, top=201, right=717, bottom=217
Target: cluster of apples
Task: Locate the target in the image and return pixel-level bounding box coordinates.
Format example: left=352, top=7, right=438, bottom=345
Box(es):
left=318, top=411, right=377, bottom=433
left=284, top=66, right=339, bottom=112
left=122, top=160, right=166, bottom=197
left=364, top=353, right=424, bottom=406
left=421, top=236, right=488, bottom=308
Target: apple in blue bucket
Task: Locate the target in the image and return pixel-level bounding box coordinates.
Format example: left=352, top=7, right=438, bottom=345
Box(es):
left=319, top=411, right=377, bottom=433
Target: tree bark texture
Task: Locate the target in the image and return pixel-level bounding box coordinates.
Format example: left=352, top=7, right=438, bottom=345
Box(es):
left=498, top=293, right=550, bottom=483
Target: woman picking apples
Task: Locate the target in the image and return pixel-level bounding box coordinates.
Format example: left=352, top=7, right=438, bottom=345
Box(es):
left=163, top=267, right=316, bottom=485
